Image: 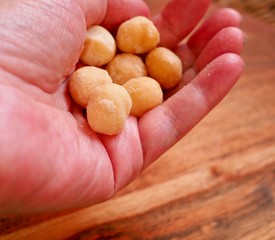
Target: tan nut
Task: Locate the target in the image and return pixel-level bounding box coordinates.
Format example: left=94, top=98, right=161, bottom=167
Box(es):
left=80, top=25, right=116, bottom=67
left=116, top=16, right=160, bottom=54
left=145, top=47, right=182, bottom=89
left=123, top=76, right=163, bottom=117
left=87, top=84, right=132, bottom=135
left=69, top=66, right=112, bottom=108
left=106, top=53, right=147, bottom=85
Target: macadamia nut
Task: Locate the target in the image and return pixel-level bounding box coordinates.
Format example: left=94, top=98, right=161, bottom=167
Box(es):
left=145, top=47, right=182, bottom=89
left=87, top=84, right=132, bottom=135
left=106, top=53, right=147, bottom=85
left=70, top=17, right=184, bottom=134
left=123, top=77, right=163, bottom=117
left=80, top=25, right=116, bottom=67
left=116, top=16, right=160, bottom=54
left=69, top=66, right=112, bottom=108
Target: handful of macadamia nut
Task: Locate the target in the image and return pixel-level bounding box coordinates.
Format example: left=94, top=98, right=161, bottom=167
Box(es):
left=69, top=16, right=182, bottom=135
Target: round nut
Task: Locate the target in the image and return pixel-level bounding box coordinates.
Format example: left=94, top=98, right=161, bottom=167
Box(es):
left=123, top=77, right=163, bottom=117
left=87, top=84, right=132, bottom=135
left=69, top=66, right=112, bottom=108
left=116, top=16, right=160, bottom=54
left=80, top=25, right=116, bottom=67
left=145, top=47, right=182, bottom=89
left=106, top=53, right=147, bottom=85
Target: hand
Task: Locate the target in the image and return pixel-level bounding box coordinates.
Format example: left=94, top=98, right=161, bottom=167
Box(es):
left=0, top=0, right=244, bottom=217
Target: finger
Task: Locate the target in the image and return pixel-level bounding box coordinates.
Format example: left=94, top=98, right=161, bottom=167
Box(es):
left=165, top=26, right=245, bottom=100
left=100, top=117, right=144, bottom=192
left=188, top=8, right=242, bottom=55
left=139, top=53, right=244, bottom=168
left=193, top=27, right=245, bottom=72
left=0, top=0, right=94, bottom=93
left=173, top=9, right=243, bottom=72
left=153, top=0, right=211, bottom=49
left=101, top=0, right=150, bottom=33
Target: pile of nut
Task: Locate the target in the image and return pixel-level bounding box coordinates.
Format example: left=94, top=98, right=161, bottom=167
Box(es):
left=69, top=16, right=182, bottom=135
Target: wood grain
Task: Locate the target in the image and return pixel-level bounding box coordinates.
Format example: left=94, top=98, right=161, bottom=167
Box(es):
left=0, top=4, right=275, bottom=240
left=214, top=0, right=275, bottom=26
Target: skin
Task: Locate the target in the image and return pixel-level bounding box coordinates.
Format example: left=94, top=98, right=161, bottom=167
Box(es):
left=0, top=0, right=245, bottom=217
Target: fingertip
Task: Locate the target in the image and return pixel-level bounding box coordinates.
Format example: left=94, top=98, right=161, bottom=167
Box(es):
left=78, top=0, right=108, bottom=27
left=225, top=53, right=245, bottom=75
left=101, top=0, right=150, bottom=32
left=192, top=53, right=245, bottom=107
left=194, top=26, right=245, bottom=72
left=204, top=53, right=245, bottom=81
left=221, top=53, right=245, bottom=71
left=223, top=7, right=243, bottom=22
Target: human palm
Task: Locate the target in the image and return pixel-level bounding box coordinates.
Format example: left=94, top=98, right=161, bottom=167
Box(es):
left=0, top=0, right=244, bottom=217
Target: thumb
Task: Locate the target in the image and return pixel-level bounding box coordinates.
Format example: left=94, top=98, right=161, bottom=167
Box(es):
left=0, top=0, right=102, bottom=93
left=0, top=0, right=149, bottom=93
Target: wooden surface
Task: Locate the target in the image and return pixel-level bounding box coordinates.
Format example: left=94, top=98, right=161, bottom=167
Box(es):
left=214, top=0, right=275, bottom=26
left=1, top=5, right=275, bottom=240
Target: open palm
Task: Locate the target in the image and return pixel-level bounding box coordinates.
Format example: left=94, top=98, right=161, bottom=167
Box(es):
left=0, top=0, right=244, bottom=217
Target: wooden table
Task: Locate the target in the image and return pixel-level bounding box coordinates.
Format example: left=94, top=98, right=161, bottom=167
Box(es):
left=0, top=5, right=275, bottom=240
